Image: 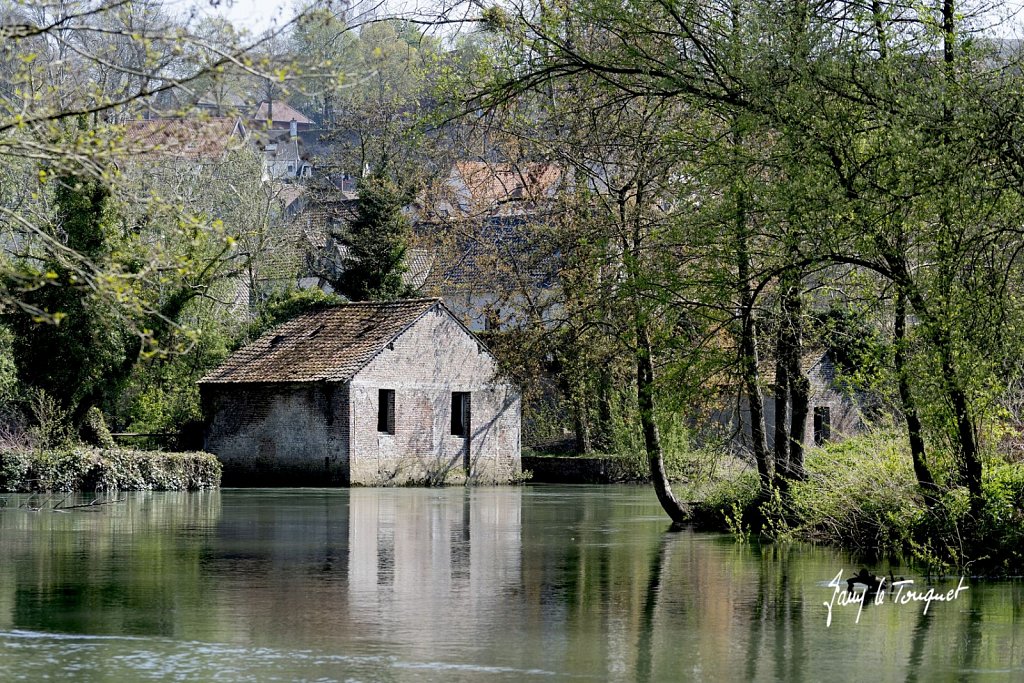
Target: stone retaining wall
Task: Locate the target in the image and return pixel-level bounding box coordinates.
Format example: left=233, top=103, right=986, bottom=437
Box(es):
left=522, top=455, right=646, bottom=484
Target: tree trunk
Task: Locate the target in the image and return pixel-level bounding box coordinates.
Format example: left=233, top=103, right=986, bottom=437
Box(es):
left=735, top=190, right=772, bottom=493
left=573, top=391, right=593, bottom=454
left=889, top=256, right=981, bottom=508
left=772, top=349, right=790, bottom=483
left=636, top=321, right=689, bottom=526
left=784, top=280, right=808, bottom=480
left=942, top=354, right=982, bottom=503
left=894, top=290, right=938, bottom=501
left=596, top=364, right=615, bottom=452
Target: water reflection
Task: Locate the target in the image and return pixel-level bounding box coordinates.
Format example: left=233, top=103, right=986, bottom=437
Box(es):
left=0, top=486, right=1022, bottom=681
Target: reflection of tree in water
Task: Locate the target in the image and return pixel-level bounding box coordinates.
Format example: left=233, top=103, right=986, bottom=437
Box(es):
left=636, top=529, right=674, bottom=683
left=954, top=583, right=983, bottom=678
left=7, top=491, right=223, bottom=636
left=741, top=545, right=805, bottom=682
left=904, top=608, right=933, bottom=683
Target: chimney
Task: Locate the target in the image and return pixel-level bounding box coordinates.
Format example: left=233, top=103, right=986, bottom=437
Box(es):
left=290, top=118, right=298, bottom=140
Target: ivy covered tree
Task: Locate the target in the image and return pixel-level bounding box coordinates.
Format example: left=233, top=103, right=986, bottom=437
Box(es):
left=6, top=167, right=136, bottom=436
left=332, top=174, right=414, bottom=302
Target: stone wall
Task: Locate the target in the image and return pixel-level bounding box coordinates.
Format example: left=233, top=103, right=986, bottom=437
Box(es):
left=201, top=382, right=349, bottom=485
left=522, top=455, right=646, bottom=484
left=723, top=352, right=863, bottom=454
left=350, top=306, right=521, bottom=485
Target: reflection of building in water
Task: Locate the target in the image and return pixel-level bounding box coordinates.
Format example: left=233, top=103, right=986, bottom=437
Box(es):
left=348, top=488, right=522, bottom=651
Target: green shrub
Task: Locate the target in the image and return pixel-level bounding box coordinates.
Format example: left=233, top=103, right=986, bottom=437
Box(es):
left=692, top=428, right=1024, bottom=575
left=690, top=469, right=761, bottom=530
left=789, top=430, right=925, bottom=555
left=0, top=448, right=221, bottom=492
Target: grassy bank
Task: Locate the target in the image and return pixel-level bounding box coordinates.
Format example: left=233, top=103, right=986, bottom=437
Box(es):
left=689, top=429, right=1024, bottom=576
left=0, top=447, right=221, bottom=492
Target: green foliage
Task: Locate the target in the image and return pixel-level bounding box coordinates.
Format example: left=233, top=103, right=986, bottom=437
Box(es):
left=690, top=470, right=762, bottom=530
left=788, top=430, right=926, bottom=555
left=80, top=406, right=115, bottom=449
left=333, top=175, right=414, bottom=302
left=115, top=299, right=237, bottom=436
left=26, top=388, right=75, bottom=450
left=0, top=448, right=221, bottom=492
left=6, top=171, right=137, bottom=428
left=0, top=326, right=20, bottom=409
left=244, top=287, right=346, bottom=343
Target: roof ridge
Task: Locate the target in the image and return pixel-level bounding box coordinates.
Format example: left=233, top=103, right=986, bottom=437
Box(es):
left=324, top=297, right=441, bottom=307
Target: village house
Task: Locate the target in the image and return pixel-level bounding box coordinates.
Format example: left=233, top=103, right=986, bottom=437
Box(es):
left=251, top=100, right=315, bottom=131
left=720, top=350, right=865, bottom=456
left=199, top=298, right=521, bottom=486
left=256, top=120, right=314, bottom=181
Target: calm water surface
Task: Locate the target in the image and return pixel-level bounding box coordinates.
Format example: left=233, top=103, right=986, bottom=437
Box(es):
left=0, top=486, right=1020, bottom=682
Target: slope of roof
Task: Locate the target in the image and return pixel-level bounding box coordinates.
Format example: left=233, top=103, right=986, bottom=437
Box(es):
left=199, top=298, right=443, bottom=384
left=253, top=101, right=313, bottom=125
left=122, top=117, right=246, bottom=160
left=452, top=161, right=562, bottom=208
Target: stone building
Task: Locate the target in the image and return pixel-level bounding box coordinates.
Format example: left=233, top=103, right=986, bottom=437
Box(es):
left=723, top=350, right=865, bottom=454
left=199, top=298, right=521, bottom=485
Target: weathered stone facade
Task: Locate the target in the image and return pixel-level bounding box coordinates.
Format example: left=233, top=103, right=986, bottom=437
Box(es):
left=200, top=299, right=521, bottom=486
left=202, top=383, right=350, bottom=485
left=725, top=351, right=864, bottom=454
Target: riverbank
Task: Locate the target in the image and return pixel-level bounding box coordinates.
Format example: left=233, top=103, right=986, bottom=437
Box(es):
left=686, top=429, right=1024, bottom=576
left=0, top=447, right=221, bottom=492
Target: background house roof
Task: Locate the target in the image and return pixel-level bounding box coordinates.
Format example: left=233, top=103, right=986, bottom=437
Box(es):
left=122, top=117, right=246, bottom=160
left=253, top=101, right=313, bottom=126
left=449, top=161, right=562, bottom=211
left=199, top=298, right=443, bottom=384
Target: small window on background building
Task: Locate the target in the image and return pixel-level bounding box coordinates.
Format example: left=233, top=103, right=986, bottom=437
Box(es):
left=451, top=392, right=470, bottom=437
left=814, top=406, right=831, bottom=446
left=378, top=389, right=395, bottom=434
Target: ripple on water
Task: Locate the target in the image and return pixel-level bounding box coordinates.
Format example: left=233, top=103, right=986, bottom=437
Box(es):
left=0, top=630, right=563, bottom=682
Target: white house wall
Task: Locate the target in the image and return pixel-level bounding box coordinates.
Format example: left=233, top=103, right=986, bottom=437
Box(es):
left=349, top=306, right=521, bottom=485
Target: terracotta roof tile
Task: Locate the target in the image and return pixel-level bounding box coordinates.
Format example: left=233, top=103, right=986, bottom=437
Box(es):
left=199, top=298, right=441, bottom=384
left=451, top=161, right=561, bottom=209
left=122, top=117, right=246, bottom=160
left=253, top=101, right=313, bottom=125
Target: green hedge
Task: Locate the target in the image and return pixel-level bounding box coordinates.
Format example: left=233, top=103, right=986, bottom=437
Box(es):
left=0, top=448, right=221, bottom=492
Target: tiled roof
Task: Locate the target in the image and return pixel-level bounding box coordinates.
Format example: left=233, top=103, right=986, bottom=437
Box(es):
left=451, top=161, right=562, bottom=209
left=199, top=298, right=441, bottom=384
left=275, top=184, right=306, bottom=209
left=415, top=216, right=558, bottom=293
left=121, top=117, right=246, bottom=160
left=263, top=139, right=303, bottom=163
left=253, top=101, right=313, bottom=125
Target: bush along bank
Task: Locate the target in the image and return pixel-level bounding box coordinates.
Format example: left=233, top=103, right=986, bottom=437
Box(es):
left=0, top=448, right=221, bottom=492
left=689, top=429, right=1024, bottom=577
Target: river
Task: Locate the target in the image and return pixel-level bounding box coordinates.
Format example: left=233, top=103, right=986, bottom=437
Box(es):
left=0, top=486, right=1020, bottom=681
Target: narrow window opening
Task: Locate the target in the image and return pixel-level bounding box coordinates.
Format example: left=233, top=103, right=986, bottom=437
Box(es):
left=451, top=392, right=470, bottom=437
left=378, top=389, right=395, bottom=434
left=813, top=406, right=831, bottom=446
